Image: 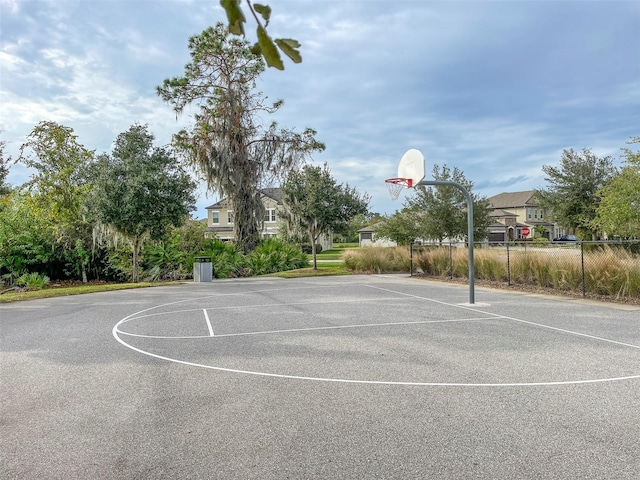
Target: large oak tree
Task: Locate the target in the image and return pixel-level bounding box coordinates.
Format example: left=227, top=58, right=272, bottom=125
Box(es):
left=158, top=23, right=323, bottom=253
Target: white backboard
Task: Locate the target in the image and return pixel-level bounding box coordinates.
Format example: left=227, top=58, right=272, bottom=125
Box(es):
left=397, top=149, right=425, bottom=187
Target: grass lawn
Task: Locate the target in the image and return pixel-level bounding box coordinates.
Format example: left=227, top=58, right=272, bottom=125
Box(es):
left=271, top=263, right=353, bottom=277
left=0, top=281, right=183, bottom=303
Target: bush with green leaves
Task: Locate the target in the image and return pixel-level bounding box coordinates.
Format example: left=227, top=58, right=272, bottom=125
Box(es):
left=202, top=240, right=246, bottom=278
left=246, top=238, right=309, bottom=275
left=16, top=272, right=50, bottom=290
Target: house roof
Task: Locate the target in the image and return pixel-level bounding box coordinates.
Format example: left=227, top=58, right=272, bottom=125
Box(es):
left=358, top=222, right=383, bottom=233
left=206, top=188, right=282, bottom=209
left=488, top=190, right=538, bottom=209
left=489, top=209, right=517, bottom=218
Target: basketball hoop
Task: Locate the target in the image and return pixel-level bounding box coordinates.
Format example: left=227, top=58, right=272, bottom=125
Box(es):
left=385, top=177, right=413, bottom=200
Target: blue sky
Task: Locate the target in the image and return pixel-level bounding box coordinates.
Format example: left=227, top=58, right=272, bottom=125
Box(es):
left=1, top=0, right=638, bottom=219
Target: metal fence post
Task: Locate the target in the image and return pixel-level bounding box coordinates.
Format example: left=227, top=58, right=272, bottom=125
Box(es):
left=506, top=241, right=511, bottom=286
left=410, top=242, right=414, bottom=276
left=581, top=242, right=586, bottom=297
left=449, top=241, right=453, bottom=279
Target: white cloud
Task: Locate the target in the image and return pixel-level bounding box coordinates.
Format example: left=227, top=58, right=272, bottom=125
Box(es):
left=0, top=0, right=19, bottom=14
left=2, top=0, right=638, bottom=219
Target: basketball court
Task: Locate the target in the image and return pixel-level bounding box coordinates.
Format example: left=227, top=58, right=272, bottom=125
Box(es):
left=4, top=150, right=639, bottom=478
left=4, top=274, right=640, bottom=478
left=113, top=275, right=640, bottom=387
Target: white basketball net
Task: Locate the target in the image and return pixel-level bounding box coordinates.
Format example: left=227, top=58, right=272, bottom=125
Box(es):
left=385, top=178, right=410, bottom=200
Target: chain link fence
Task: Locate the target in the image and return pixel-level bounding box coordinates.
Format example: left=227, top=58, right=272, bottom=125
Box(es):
left=410, top=240, right=640, bottom=301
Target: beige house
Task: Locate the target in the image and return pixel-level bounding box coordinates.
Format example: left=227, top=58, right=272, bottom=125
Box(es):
left=487, top=190, right=557, bottom=241
left=205, top=188, right=332, bottom=250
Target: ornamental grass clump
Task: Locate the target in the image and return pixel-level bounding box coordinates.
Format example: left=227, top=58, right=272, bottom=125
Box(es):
left=510, top=251, right=581, bottom=290
left=342, top=247, right=409, bottom=273
left=415, top=247, right=450, bottom=276
left=474, top=251, right=507, bottom=281
left=583, top=247, right=640, bottom=298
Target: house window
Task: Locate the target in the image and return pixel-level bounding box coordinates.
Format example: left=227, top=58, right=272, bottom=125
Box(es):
left=361, top=232, right=373, bottom=240
left=227, top=211, right=234, bottom=224
left=527, top=208, right=532, bottom=220
left=263, top=208, right=276, bottom=222
left=211, top=212, right=219, bottom=224
left=540, top=210, right=544, bottom=220
left=534, top=209, right=538, bottom=219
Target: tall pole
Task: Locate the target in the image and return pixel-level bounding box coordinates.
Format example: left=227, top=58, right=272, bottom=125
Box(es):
left=417, top=180, right=475, bottom=304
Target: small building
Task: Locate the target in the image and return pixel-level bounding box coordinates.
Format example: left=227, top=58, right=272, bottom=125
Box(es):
left=358, top=223, right=398, bottom=247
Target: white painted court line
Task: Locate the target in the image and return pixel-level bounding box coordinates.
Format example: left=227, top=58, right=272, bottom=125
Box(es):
left=366, top=285, right=640, bottom=350
left=117, top=296, right=420, bottom=325
left=203, top=309, right=214, bottom=337
left=115, top=316, right=497, bottom=339
left=112, top=323, right=640, bottom=387
left=111, top=279, right=640, bottom=387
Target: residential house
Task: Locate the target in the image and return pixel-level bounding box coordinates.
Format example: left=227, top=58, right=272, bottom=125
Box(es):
left=487, top=190, right=557, bottom=241
left=205, top=188, right=332, bottom=250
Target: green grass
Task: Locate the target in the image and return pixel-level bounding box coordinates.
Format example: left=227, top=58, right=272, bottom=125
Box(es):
left=333, top=243, right=359, bottom=249
left=308, top=249, right=344, bottom=260
left=270, top=263, right=353, bottom=277
left=0, top=281, right=183, bottom=303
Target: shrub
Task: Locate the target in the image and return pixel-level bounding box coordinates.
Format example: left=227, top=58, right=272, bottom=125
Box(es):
left=343, top=247, right=409, bottom=273
left=15, top=272, right=50, bottom=290
left=343, top=242, right=640, bottom=301
left=143, top=240, right=190, bottom=281
left=246, top=238, right=309, bottom=276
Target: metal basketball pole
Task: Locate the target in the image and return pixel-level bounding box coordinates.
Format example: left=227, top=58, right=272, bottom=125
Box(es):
left=417, top=180, right=475, bottom=304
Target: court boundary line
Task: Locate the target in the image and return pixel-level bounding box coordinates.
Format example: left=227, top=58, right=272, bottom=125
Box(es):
left=366, top=285, right=640, bottom=350
left=112, top=279, right=640, bottom=387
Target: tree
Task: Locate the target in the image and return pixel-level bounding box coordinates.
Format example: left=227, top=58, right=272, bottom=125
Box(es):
left=281, top=164, right=369, bottom=269
left=158, top=23, right=323, bottom=253
left=17, top=121, right=95, bottom=281
left=537, top=148, right=617, bottom=239
left=593, top=137, right=640, bottom=238
left=93, top=125, right=197, bottom=283
left=0, top=136, right=12, bottom=197
left=0, top=191, right=56, bottom=283
left=374, top=209, right=423, bottom=246
left=220, top=0, right=302, bottom=70
left=404, top=164, right=491, bottom=242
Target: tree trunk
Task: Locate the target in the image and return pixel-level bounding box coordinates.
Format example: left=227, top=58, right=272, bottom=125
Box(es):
left=311, top=228, right=319, bottom=270
left=132, top=236, right=140, bottom=283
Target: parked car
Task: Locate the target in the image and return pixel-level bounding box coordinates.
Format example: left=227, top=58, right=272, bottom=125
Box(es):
left=552, top=235, right=577, bottom=243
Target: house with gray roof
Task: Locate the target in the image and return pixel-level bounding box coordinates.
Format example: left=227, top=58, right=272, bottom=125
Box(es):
left=205, top=188, right=332, bottom=250
left=205, top=188, right=283, bottom=241
left=487, top=190, right=557, bottom=241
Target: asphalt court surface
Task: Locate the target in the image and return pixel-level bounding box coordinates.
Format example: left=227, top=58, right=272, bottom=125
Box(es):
left=3, top=274, right=640, bottom=479
left=114, top=275, right=640, bottom=386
